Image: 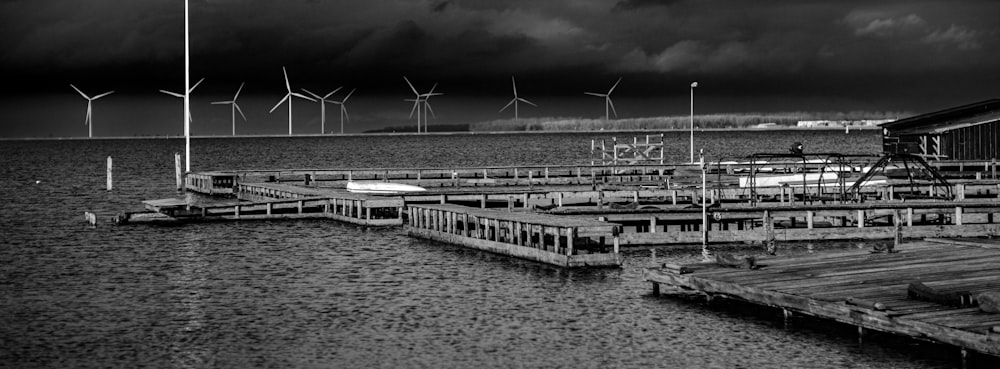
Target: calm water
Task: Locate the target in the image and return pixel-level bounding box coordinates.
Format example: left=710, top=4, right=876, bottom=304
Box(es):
left=1, top=131, right=965, bottom=368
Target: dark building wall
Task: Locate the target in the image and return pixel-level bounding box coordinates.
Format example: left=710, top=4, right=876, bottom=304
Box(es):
left=881, top=99, right=1000, bottom=161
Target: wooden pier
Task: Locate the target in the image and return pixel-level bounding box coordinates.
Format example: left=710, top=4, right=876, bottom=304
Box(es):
left=643, top=239, right=1000, bottom=358
left=126, top=189, right=404, bottom=226
left=549, top=201, right=1000, bottom=245
left=406, top=204, right=622, bottom=267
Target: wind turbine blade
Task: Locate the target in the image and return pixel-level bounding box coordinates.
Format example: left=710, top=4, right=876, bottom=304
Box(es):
left=408, top=100, right=419, bottom=118
left=92, top=91, right=114, bottom=100
left=499, top=98, right=516, bottom=112
left=70, top=84, right=89, bottom=99
left=425, top=102, right=436, bottom=118
left=424, top=92, right=443, bottom=97
left=189, top=77, right=205, bottom=92
left=234, top=103, right=247, bottom=121
left=511, top=76, right=517, bottom=97
left=584, top=92, right=605, bottom=97
left=342, top=88, right=355, bottom=102
left=302, top=88, right=322, bottom=100
left=324, top=87, right=342, bottom=99
left=233, top=82, right=245, bottom=100
left=211, top=101, right=232, bottom=105
left=291, top=92, right=316, bottom=102
left=608, top=77, right=622, bottom=94
left=519, top=98, right=537, bottom=107
left=608, top=98, right=617, bottom=118
left=403, top=76, right=419, bottom=96
left=282, top=66, right=291, bottom=92
left=86, top=104, right=92, bottom=125
left=270, top=94, right=290, bottom=113
left=428, top=83, right=438, bottom=95
left=342, top=106, right=349, bottom=122
left=160, top=90, right=185, bottom=98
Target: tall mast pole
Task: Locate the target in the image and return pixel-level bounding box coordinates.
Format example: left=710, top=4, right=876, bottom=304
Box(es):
left=184, top=0, right=191, bottom=172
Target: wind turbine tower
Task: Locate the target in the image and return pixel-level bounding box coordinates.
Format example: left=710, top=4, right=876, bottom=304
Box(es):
left=211, top=82, right=247, bottom=136
left=404, top=77, right=423, bottom=132
left=70, top=84, right=114, bottom=138
left=302, top=86, right=342, bottom=134
left=332, top=88, right=355, bottom=134
left=499, top=76, right=536, bottom=120
left=160, top=77, right=205, bottom=135
left=404, top=77, right=443, bottom=133
left=270, top=67, right=316, bottom=135
left=585, top=77, right=621, bottom=121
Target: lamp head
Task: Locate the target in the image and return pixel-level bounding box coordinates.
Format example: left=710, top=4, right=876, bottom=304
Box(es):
left=691, top=82, right=699, bottom=88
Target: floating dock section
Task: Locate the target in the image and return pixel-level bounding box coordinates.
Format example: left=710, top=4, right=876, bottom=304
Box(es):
left=132, top=191, right=403, bottom=226
left=643, top=239, right=1000, bottom=357
left=407, top=204, right=622, bottom=267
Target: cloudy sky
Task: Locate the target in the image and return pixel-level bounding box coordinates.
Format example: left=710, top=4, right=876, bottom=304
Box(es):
left=2, top=0, right=998, bottom=137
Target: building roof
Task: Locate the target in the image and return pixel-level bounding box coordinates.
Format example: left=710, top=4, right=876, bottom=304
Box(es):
left=880, top=98, right=1000, bottom=135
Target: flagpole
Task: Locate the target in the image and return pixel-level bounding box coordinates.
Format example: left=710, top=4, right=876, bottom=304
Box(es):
left=184, top=0, right=191, bottom=173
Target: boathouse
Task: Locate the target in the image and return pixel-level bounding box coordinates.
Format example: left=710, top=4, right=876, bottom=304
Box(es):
left=880, top=99, right=1000, bottom=160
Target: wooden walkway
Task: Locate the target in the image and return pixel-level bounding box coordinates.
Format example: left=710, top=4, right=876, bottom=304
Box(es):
left=407, top=204, right=621, bottom=268
left=643, top=239, right=1000, bottom=356
left=130, top=185, right=404, bottom=226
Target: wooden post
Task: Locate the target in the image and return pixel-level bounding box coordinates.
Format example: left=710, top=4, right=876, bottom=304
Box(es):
left=955, top=206, right=963, bottom=225
left=764, top=210, right=776, bottom=255
left=907, top=207, right=914, bottom=227
left=566, top=228, right=574, bottom=255
left=480, top=194, right=487, bottom=209
left=857, top=210, right=865, bottom=228
left=106, top=156, right=113, bottom=191
left=806, top=211, right=814, bottom=229
left=650, top=216, right=657, bottom=233
left=175, top=153, right=183, bottom=191
left=893, top=209, right=902, bottom=251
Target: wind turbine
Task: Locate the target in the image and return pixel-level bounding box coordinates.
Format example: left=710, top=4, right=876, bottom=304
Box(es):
left=585, top=77, right=621, bottom=121
left=270, top=66, right=316, bottom=136
left=421, top=84, right=442, bottom=132
left=404, top=77, right=443, bottom=133
left=499, top=76, right=536, bottom=120
left=331, top=88, right=355, bottom=134
left=70, top=84, right=114, bottom=138
left=302, top=86, right=342, bottom=134
left=404, top=77, right=424, bottom=132
left=160, top=77, right=205, bottom=134
left=211, top=82, right=247, bottom=136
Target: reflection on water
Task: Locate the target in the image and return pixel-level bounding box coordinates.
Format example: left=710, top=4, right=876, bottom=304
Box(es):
left=1, top=133, right=972, bottom=369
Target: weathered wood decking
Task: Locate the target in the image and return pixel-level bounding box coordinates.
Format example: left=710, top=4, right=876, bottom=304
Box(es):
left=132, top=185, right=404, bottom=226
left=407, top=204, right=622, bottom=267
left=643, top=239, right=1000, bottom=356
left=550, top=201, right=1000, bottom=245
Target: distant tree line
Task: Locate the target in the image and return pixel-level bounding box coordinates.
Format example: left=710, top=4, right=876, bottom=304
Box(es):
left=471, top=111, right=910, bottom=132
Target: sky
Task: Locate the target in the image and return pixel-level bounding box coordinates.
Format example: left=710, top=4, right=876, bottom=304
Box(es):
left=2, top=0, right=998, bottom=137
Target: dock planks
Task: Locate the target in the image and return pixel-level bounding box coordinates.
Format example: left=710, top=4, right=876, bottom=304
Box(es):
left=643, top=239, right=1000, bottom=356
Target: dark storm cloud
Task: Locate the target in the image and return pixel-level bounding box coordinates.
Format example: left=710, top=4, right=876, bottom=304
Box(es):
left=611, top=0, right=683, bottom=12
left=2, top=0, right=998, bottom=101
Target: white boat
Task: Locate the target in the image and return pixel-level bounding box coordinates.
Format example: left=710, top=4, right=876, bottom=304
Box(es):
left=346, top=181, right=427, bottom=194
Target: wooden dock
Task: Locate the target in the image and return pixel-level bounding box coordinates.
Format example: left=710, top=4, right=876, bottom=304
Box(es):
left=550, top=201, right=1000, bottom=245
left=643, top=239, right=1000, bottom=357
left=406, top=204, right=622, bottom=267
left=126, top=188, right=404, bottom=226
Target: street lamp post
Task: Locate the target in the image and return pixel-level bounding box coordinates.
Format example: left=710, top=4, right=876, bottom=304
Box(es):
left=690, top=81, right=698, bottom=163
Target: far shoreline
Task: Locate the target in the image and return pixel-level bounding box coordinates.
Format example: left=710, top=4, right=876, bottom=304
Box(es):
left=0, top=126, right=880, bottom=141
